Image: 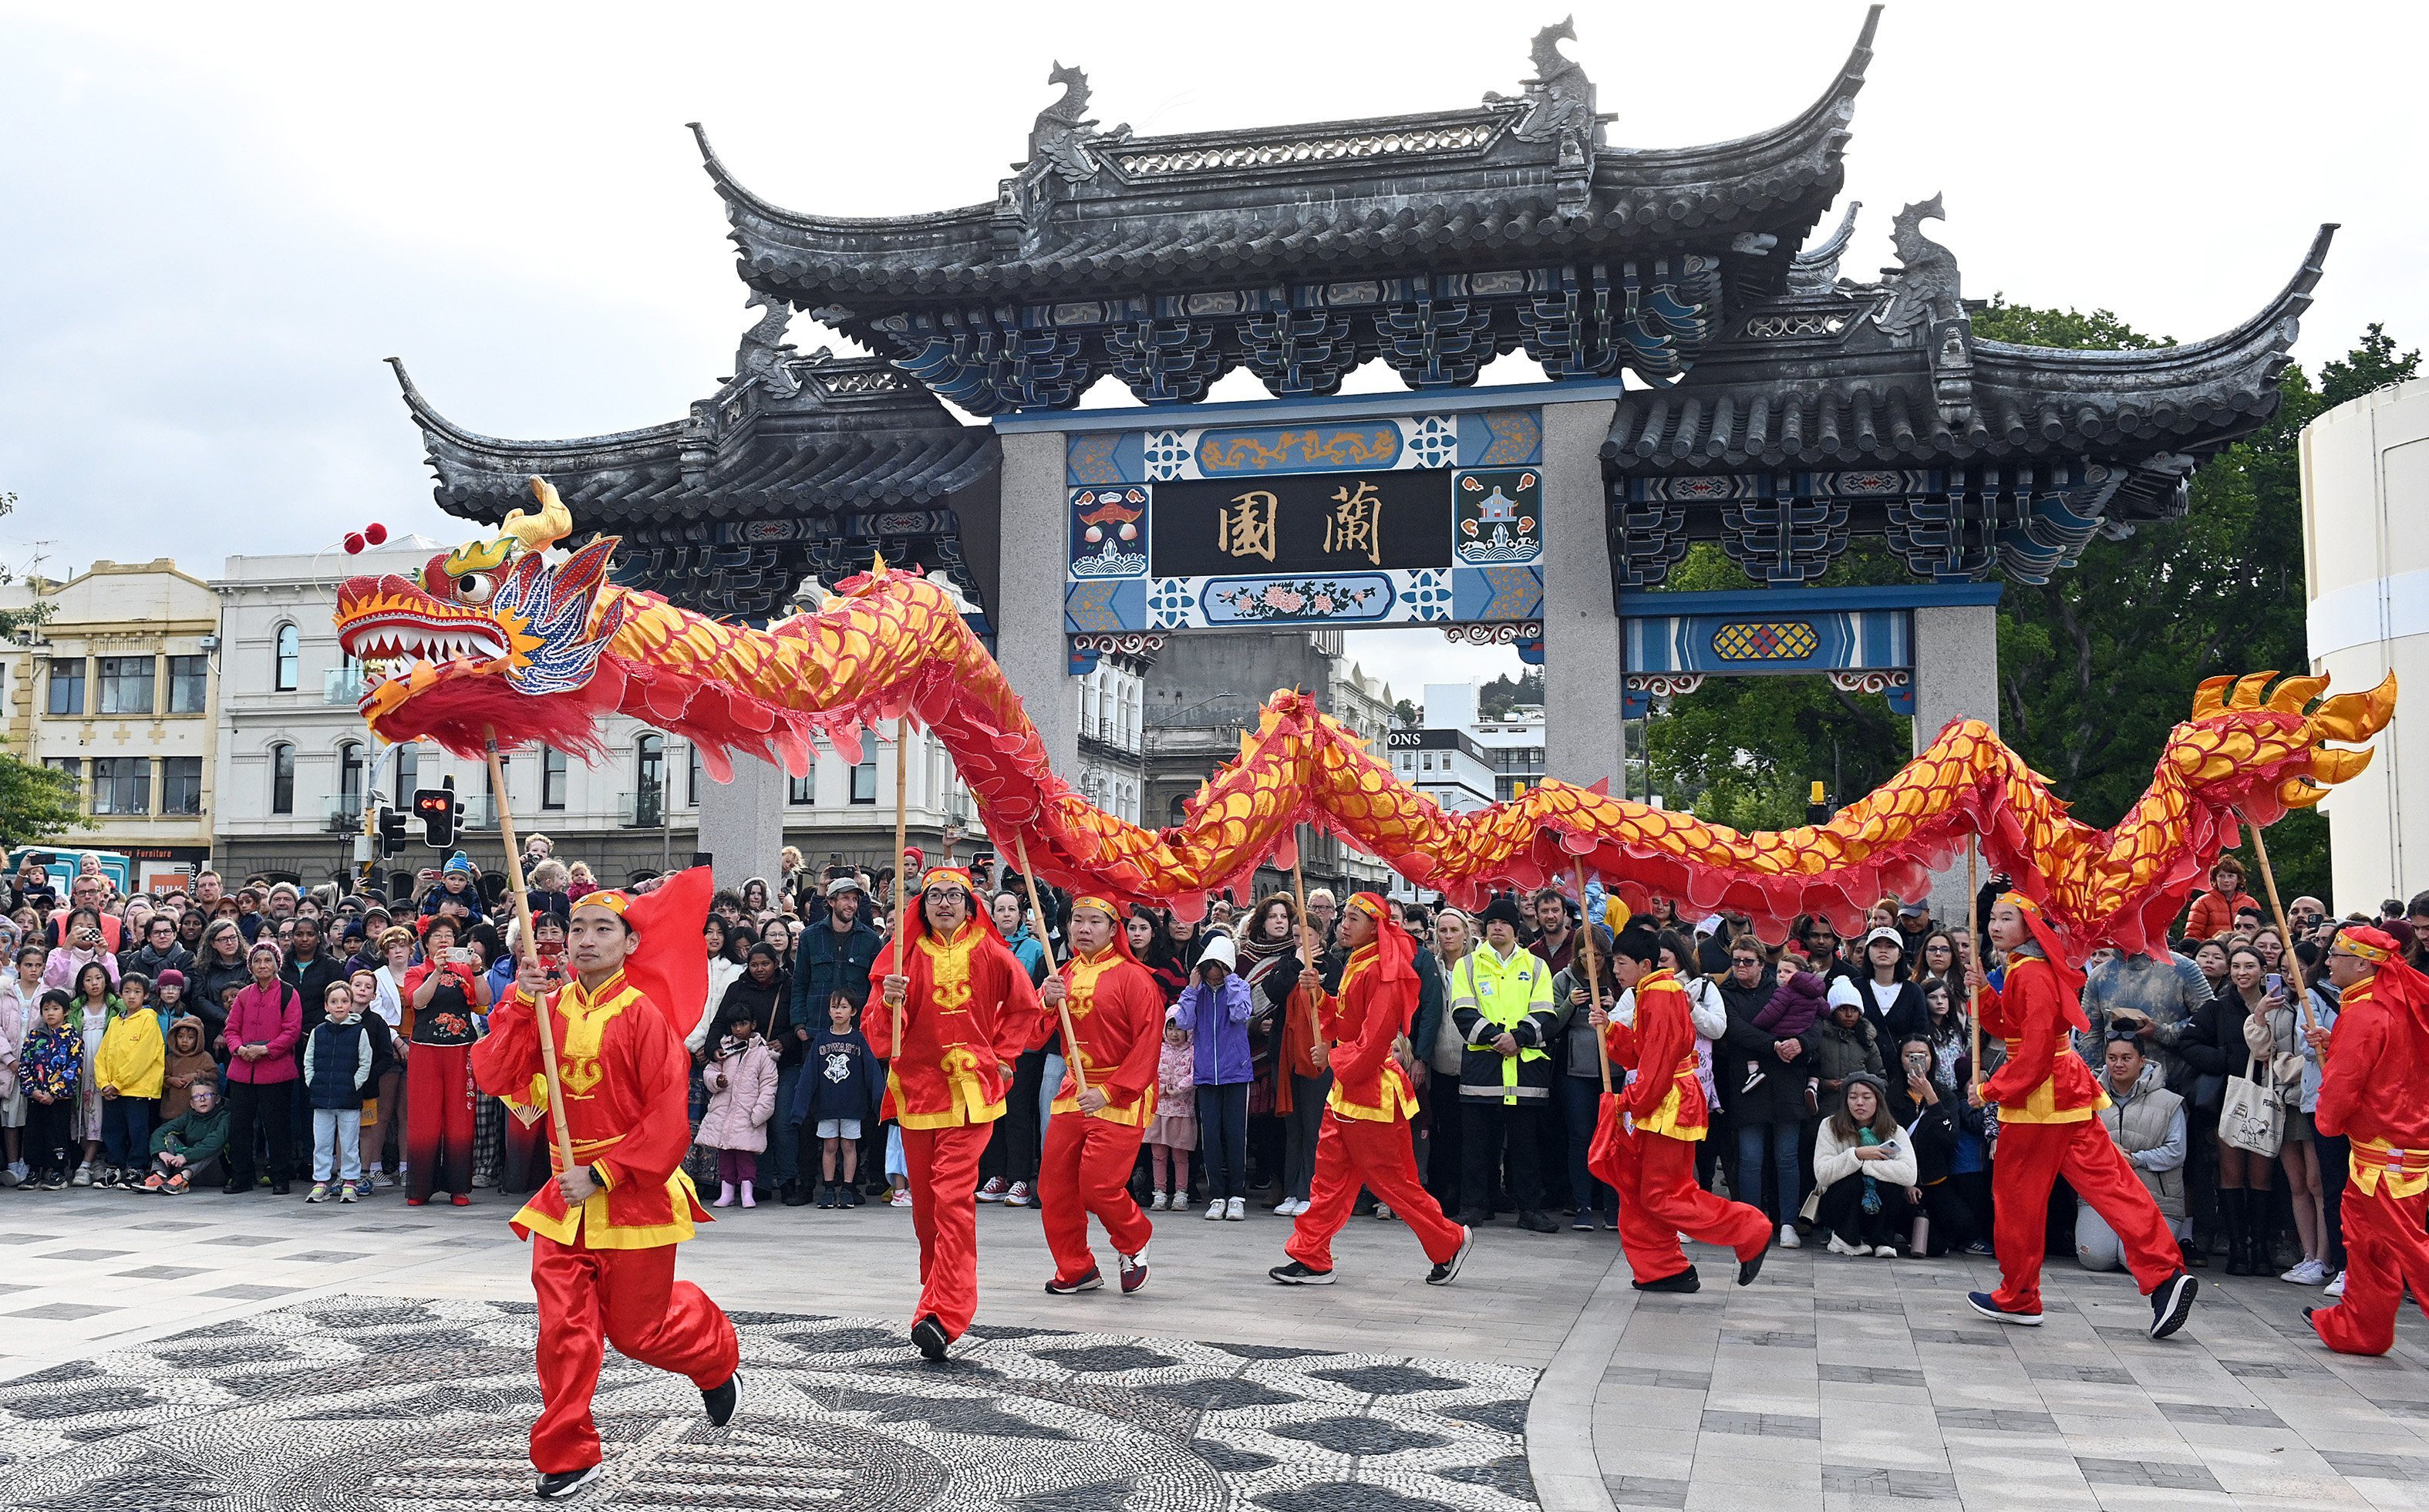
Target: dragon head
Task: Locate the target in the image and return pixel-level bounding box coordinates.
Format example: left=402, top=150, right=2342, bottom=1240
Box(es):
left=334, top=478, right=626, bottom=749
left=2163, top=669, right=2398, bottom=820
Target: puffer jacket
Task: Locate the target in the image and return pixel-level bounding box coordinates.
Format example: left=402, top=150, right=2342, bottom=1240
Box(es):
left=1720, top=972, right=1815, bottom=1125
left=1806, top=1015, right=1882, bottom=1121
left=696, top=1034, right=778, bottom=1152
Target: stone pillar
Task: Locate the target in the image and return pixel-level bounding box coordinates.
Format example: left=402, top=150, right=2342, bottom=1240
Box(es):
left=696, top=752, right=787, bottom=893
left=995, top=428, right=1080, bottom=780
left=1539, top=397, right=1626, bottom=793
left=1912, top=597, right=2002, bottom=924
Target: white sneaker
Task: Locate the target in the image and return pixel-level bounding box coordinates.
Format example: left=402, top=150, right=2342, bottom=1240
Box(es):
left=1778, top=1223, right=1802, bottom=1251
left=2279, top=1258, right=2328, bottom=1286
left=1204, top=1200, right=1227, bottom=1221
left=1224, top=1197, right=1246, bottom=1221
left=1150, top=1192, right=1169, bottom=1211
left=1873, top=1245, right=1898, bottom=1259
left=2324, top=1270, right=2347, bottom=1298
left=70, top=1163, right=93, bottom=1188
left=888, top=1188, right=913, bottom=1208
left=1376, top=1204, right=1396, bottom=1221
left=1171, top=1194, right=1190, bottom=1214
left=1825, top=1234, right=1865, bottom=1257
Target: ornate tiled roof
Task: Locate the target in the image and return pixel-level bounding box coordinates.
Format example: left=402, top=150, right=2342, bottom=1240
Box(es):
left=1601, top=216, right=2336, bottom=588
left=686, top=12, right=1882, bottom=406
left=388, top=322, right=1000, bottom=619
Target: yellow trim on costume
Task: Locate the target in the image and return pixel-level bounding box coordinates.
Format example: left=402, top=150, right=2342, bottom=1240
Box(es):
left=513, top=1169, right=698, bottom=1249
left=1328, top=1062, right=1419, bottom=1123
left=2351, top=1137, right=2429, bottom=1199
left=1992, top=1036, right=2105, bottom=1124
left=1635, top=1072, right=1706, bottom=1143
left=1048, top=949, right=1150, bottom=1123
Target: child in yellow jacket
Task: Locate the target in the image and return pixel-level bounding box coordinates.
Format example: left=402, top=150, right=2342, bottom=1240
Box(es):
left=93, top=974, right=164, bottom=1187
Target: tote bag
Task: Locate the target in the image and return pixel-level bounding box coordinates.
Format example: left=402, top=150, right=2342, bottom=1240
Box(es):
left=2218, top=1051, right=2284, bottom=1158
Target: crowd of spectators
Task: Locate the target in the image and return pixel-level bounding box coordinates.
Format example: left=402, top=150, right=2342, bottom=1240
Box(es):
left=0, top=841, right=2400, bottom=1305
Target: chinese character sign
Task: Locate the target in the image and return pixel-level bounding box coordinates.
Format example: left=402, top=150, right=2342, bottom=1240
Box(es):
left=1149, top=471, right=1450, bottom=578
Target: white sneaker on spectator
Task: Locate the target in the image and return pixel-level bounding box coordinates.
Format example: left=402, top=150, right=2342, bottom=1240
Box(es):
left=1204, top=1200, right=1227, bottom=1221
left=1778, top=1224, right=1801, bottom=1250
left=1375, top=1204, right=1395, bottom=1221
left=888, top=1188, right=913, bottom=1208
left=1225, top=1197, right=1247, bottom=1221
left=1825, top=1234, right=1865, bottom=1257
left=70, top=1164, right=92, bottom=1188
left=1873, top=1245, right=1898, bottom=1259
left=2280, top=1258, right=2328, bottom=1285
left=1171, top=1194, right=1190, bottom=1213
left=1150, top=1192, right=1169, bottom=1211
left=2324, top=1269, right=2347, bottom=1298
left=977, top=1177, right=1009, bottom=1203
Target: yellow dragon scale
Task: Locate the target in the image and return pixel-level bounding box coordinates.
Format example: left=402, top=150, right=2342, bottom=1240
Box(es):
left=335, top=517, right=2395, bottom=959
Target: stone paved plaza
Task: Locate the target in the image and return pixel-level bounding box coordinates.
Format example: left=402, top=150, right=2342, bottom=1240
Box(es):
left=0, top=1187, right=2420, bottom=1510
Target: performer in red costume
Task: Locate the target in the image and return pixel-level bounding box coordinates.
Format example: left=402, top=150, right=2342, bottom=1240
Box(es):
left=1036, top=895, right=1164, bottom=1295
left=867, top=865, right=1046, bottom=1359
left=470, top=870, right=741, bottom=1502
left=1269, top=892, right=1473, bottom=1287
left=1969, top=891, right=2197, bottom=1339
left=1590, top=921, right=1772, bottom=1291
left=2306, top=924, right=2429, bottom=1355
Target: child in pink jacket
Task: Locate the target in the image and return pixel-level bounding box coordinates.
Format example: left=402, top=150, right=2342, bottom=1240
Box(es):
left=697, top=1003, right=777, bottom=1208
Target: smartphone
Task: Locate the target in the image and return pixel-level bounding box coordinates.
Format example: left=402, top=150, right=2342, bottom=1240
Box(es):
left=447, top=947, right=477, bottom=966
left=537, top=940, right=563, bottom=964
left=2266, top=972, right=2283, bottom=995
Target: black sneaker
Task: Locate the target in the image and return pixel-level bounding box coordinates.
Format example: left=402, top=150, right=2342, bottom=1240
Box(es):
left=1426, top=1226, right=1475, bottom=1287
left=535, top=1463, right=602, bottom=1500
left=702, top=1369, right=741, bottom=1427
left=1517, top=1211, right=1559, bottom=1234
left=817, top=1185, right=836, bottom=1210
left=1737, top=1238, right=1770, bottom=1288
left=271, top=1180, right=291, bottom=1197
left=1045, top=1268, right=1104, bottom=1295
left=910, top=1315, right=950, bottom=1362
left=1268, top=1260, right=1335, bottom=1285
left=1966, top=1290, right=2043, bottom=1326
left=2148, top=1271, right=2198, bottom=1340
left=1633, top=1266, right=1701, bottom=1294
left=783, top=1182, right=810, bottom=1207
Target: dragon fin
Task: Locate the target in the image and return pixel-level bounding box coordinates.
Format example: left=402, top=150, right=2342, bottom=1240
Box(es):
left=2190, top=675, right=2233, bottom=719
left=2313, top=672, right=2398, bottom=744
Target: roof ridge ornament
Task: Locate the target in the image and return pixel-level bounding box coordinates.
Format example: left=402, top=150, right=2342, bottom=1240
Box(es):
left=1875, top=194, right=1974, bottom=427
left=735, top=288, right=803, bottom=398
left=1483, top=18, right=1609, bottom=216
left=1003, top=62, right=1133, bottom=256
left=1787, top=200, right=1863, bottom=294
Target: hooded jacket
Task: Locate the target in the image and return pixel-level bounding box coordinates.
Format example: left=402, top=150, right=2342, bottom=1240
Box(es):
left=94, top=1000, right=166, bottom=1099
left=150, top=1099, right=231, bottom=1167
left=1807, top=1012, right=1883, bottom=1121
left=698, top=1032, right=779, bottom=1152
left=1173, top=938, right=1254, bottom=1086
left=159, top=1015, right=217, bottom=1119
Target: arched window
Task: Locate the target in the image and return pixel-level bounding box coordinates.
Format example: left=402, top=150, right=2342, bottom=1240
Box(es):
left=635, top=735, right=665, bottom=827
left=273, top=624, right=300, bottom=692
left=270, top=743, right=295, bottom=814
left=337, top=741, right=364, bottom=812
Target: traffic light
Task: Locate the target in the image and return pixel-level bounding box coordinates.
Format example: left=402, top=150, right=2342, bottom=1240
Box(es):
left=1807, top=780, right=1832, bottom=826
left=378, top=805, right=412, bottom=857
left=413, top=776, right=464, bottom=849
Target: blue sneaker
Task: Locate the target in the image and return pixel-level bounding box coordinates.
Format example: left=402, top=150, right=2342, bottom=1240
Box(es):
left=1966, top=1291, right=2043, bottom=1326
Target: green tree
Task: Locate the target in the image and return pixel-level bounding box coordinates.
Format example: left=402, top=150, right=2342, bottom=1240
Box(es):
left=1477, top=668, right=1543, bottom=719
left=0, top=493, right=52, bottom=641
left=0, top=739, right=89, bottom=850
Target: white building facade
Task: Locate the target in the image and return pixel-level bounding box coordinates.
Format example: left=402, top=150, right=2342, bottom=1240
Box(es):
left=2302, top=377, right=2427, bottom=911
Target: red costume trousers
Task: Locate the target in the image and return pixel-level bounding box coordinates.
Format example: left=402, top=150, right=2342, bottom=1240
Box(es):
left=1992, top=1118, right=2178, bottom=1312
left=1285, top=1111, right=1466, bottom=1271
left=1605, top=1128, right=1770, bottom=1281
left=405, top=1043, right=475, bottom=1203
left=2311, top=1184, right=2429, bottom=1356
left=1040, top=1113, right=1152, bottom=1285
left=528, top=1234, right=739, bottom=1475
left=903, top=1123, right=990, bottom=1339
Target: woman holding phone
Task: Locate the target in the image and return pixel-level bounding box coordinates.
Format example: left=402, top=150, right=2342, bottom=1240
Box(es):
left=403, top=915, right=490, bottom=1207
left=2178, top=943, right=2286, bottom=1274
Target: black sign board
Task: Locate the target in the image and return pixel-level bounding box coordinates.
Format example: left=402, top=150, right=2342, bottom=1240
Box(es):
left=1149, top=470, right=1453, bottom=578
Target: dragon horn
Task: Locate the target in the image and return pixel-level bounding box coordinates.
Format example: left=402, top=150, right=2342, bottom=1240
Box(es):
left=2313, top=672, right=2399, bottom=744
left=502, top=476, right=574, bottom=553
left=2228, top=672, right=2278, bottom=710
left=2265, top=672, right=2329, bottom=712
left=2309, top=746, right=2376, bottom=788
left=2279, top=777, right=2330, bottom=810
left=2189, top=675, right=2234, bottom=719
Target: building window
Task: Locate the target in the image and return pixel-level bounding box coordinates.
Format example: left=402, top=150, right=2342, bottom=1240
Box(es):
left=90, top=756, right=150, bottom=816
left=167, top=655, right=208, bottom=714
left=338, top=741, right=365, bottom=812
left=687, top=744, right=703, bottom=807
left=392, top=742, right=419, bottom=806
left=273, top=624, right=300, bottom=692
left=161, top=756, right=204, bottom=816
left=541, top=746, right=568, bottom=810
left=96, top=655, right=155, bottom=716
left=635, top=735, right=664, bottom=827
left=45, top=658, right=83, bottom=716
left=43, top=757, right=82, bottom=805
left=269, top=743, right=295, bottom=814
left=850, top=756, right=877, bottom=805
left=789, top=768, right=815, bottom=806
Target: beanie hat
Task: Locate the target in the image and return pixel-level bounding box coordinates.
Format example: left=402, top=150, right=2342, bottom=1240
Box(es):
left=155, top=968, right=187, bottom=992
left=1480, top=894, right=1526, bottom=931
left=443, top=852, right=473, bottom=876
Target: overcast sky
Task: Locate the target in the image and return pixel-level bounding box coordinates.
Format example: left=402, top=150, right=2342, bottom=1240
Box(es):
left=3, top=1, right=2421, bottom=699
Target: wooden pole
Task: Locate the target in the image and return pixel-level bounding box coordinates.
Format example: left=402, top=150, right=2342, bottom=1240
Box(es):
left=890, top=716, right=910, bottom=1077
left=1574, top=860, right=1612, bottom=1095
left=1966, top=842, right=1983, bottom=1093
left=483, top=732, right=578, bottom=1180
left=2243, top=815, right=2316, bottom=1032
left=1289, top=833, right=1311, bottom=970
left=1012, top=830, right=1087, bottom=1096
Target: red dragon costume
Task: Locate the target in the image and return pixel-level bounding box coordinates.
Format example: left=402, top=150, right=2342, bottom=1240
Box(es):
left=1973, top=892, right=2193, bottom=1336
left=468, top=870, right=739, bottom=1489
left=1039, top=895, right=1164, bottom=1295
left=2309, top=925, right=2429, bottom=1356
left=864, top=866, right=1045, bottom=1355
left=1272, top=893, right=1471, bottom=1285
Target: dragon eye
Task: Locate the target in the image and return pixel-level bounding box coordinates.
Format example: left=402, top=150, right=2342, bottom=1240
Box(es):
left=456, top=573, right=497, bottom=605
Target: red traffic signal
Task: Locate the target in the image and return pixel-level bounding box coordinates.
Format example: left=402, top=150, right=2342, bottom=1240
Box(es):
left=413, top=779, right=463, bottom=848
